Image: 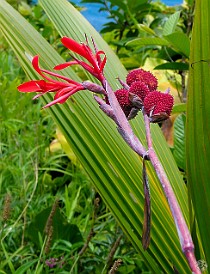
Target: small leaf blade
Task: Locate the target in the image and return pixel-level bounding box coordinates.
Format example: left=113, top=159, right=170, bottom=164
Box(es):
left=126, top=37, right=169, bottom=47
left=163, top=11, right=181, bottom=36
left=173, top=114, right=186, bottom=171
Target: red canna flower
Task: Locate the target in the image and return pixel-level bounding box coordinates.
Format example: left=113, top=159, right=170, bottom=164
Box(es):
left=17, top=55, right=85, bottom=108
left=54, top=37, right=106, bottom=82
left=143, top=91, right=174, bottom=123
left=126, top=68, right=158, bottom=92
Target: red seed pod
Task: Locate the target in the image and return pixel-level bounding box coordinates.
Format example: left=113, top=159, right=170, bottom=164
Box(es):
left=106, top=89, right=132, bottom=117
left=114, top=89, right=132, bottom=117
left=144, top=91, right=174, bottom=123
left=129, top=81, right=150, bottom=102
left=126, top=68, right=158, bottom=92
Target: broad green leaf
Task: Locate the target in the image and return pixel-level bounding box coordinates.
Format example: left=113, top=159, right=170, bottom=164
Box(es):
left=154, top=62, right=189, bottom=71
left=164, top=32, right=190, bottom=57
left=0, top=0, right=193, bottom=272
left=172, top=103, right=186, bottom=114
left=163, top=11, right=181, bottom=36
left=173, top=114, right=186, bottom=171
left=186, top=0, right=210, bottom=266
left=126, top=37, right=169, bottom=47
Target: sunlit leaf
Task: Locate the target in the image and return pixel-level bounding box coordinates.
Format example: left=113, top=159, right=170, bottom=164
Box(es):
left=164, top=32, right=190, bottom=57
left=126, top=37, right=169, bottom=47
left=163, top=11, right=181, bottom=36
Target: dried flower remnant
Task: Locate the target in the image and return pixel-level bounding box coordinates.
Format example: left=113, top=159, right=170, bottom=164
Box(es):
left=109, top=259, right=123, bottom=274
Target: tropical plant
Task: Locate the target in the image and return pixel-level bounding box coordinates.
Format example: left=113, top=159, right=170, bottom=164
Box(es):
left=126, top=0, right=194, bottom=102
left=0, top=0, right=209, bottom=273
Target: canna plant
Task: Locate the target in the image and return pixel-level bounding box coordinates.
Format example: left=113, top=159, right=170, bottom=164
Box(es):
left=0, top=0, right=209, bottom=273
left=16, top=30, right=199, bottom=274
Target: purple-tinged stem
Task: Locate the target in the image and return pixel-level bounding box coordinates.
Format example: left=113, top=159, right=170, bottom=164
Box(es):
left=143, top=112, right=201, bottom=274
left=94, top=96, right=116, bottom=121
left=117, top=77, right=130, bottom=90
left=82, top=81, right=106, bottom=94
left=100, top=79, right=147, bottom=157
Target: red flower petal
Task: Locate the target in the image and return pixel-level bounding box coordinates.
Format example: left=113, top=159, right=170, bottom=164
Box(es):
left=32, top=55, right=42, bottom=75
left=17, top=80, right=45, bottom=92
left=43, top=85, right=84, bottom=108
left=43, top=92, right=72, bottom=108
left=54, top=87, right=74, bottom=100
left=61, top=37, right=92, bottom=63
left=33, top=91, right=49, bottom=100
left=96, top=50, right=106, bottom=70
left=54, top=61, right=78, bottom=70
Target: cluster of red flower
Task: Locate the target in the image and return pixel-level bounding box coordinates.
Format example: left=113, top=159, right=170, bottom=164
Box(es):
left=112, top=69, right=174, bottom=122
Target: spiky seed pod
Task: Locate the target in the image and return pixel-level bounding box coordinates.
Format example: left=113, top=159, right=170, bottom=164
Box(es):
left=109, top=259, right=123, bottom=274
left=114, top=89, right=133, bottom=117
left=129, top=81, right=150, bottom=102
left=144, top=91, right=174, bottom=123
left=45, top=226, right=54, bottom=254
left=3, top=194, right=11, bottom=223
left=45, top=199, right=58, bottom=234
left=126, top=68, right=158, bottom=92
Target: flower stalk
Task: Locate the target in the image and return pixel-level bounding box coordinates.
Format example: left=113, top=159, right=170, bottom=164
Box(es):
left=143, top=112, right=200, bottom=274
